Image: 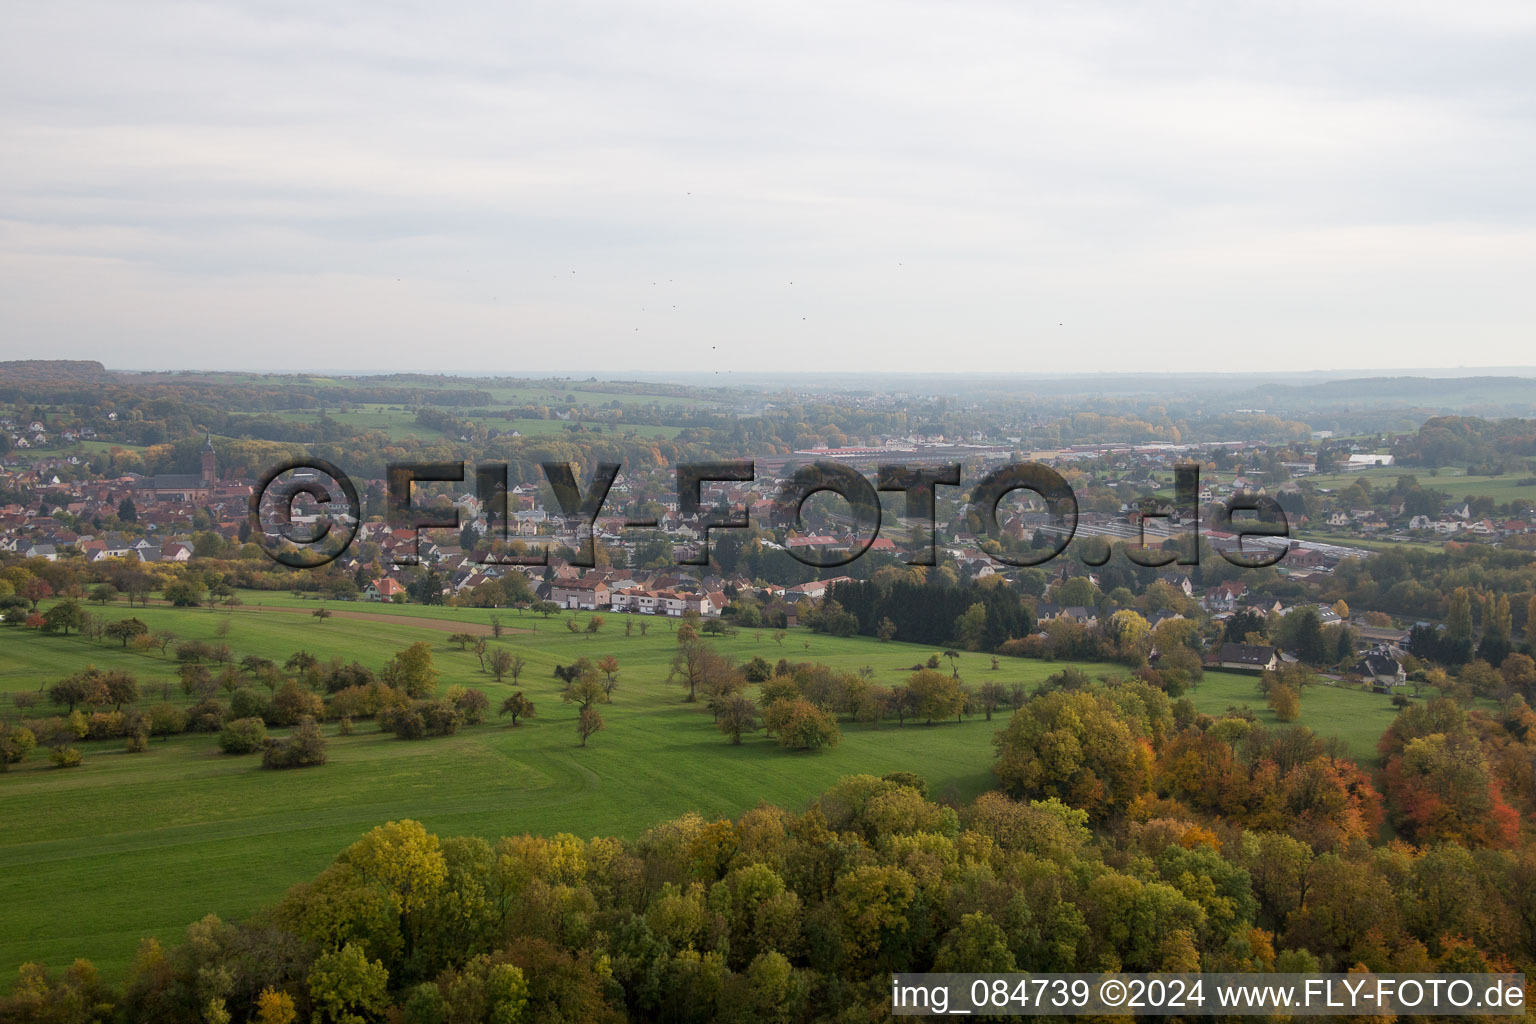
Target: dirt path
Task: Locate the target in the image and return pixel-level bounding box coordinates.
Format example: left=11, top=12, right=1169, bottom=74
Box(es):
left=239, top=604, right=534, bottom=636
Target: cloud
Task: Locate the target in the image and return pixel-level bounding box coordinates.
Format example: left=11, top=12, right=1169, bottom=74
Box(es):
left=1, top=0, right=1533, bottom=373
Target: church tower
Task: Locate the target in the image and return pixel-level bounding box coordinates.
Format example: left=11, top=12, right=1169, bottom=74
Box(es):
left=200, top=433, right=216, bottom=487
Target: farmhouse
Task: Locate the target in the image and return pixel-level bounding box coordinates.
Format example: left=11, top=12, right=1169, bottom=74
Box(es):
left=1211, top=642, right=1279, bottom=673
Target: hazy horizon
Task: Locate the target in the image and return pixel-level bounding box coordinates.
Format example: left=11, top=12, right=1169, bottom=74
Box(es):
left=5, top=1, right=1535, bottom=374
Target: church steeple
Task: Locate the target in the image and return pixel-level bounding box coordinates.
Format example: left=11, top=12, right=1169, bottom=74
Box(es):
left=200, top=433, right=216, bottom=487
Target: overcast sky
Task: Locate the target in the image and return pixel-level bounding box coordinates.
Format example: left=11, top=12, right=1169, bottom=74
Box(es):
left=2, top=1, right=1534, bottom=375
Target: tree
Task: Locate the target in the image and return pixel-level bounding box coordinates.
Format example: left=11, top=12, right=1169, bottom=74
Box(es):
left=976, top=681, right=1009, bottom=721
left=219, top=717, right=268, bottom=754
left=1382, top=726, right=1518, bottom=848
left=267, top=714, right=328, bottom=769
left=105, top=617, right=148, bottom=648
left=905, top=669, right=967, bottom=724
left=270, top=680, right=324, bottom=725
left=562, top=672, right=609, bottom=710
left=40, top=600, right=84, bottom=636
left=0, top=722, right=37, bottom=770
left=1107, top=609, right=1152, bottom=660
left=933, top=911, right=1016, bottom=972
left=597, top=655, right=620, bottom=690
left=716, top=694, right=760, bottom=744
left=101, top=670, right=138, bottom=710
left=1268, top=684, right=1301, bottom=722
left=1478, top=593, right=1513, bottom=666
left=117, top=497, right=138, bottom=522
left=1446, top=587, right=1475, bottom=663
left=993, top=690, right=1152, bottom=820
left=1224, top=609, right=1268, bottom=645
left=162, top=580, right=202, bottom=607
left=308, top=942, right=389, bottom=1024
left=254, top=987, right=296, bottom=1024
left=49, top=672, right=99, bottom=712
left=1500, top=652, right=1536, bottom=695
left=499, top=692, right=536, bottom=725
left=585, top=615, right=605, bottom=637
left=90, top=584, right=118, bottom=605
left=670, top=638, right=730, bottom=702
left=19, top=577, right=52, bottom=610
left=384, top=642, right=439, bottom=698
left=312, top=606, right=333, bottom=623
left=453, top=687, right=490, bottom=724
left=1285, top=607, right=1327, bottom=665
left=762, top=698, right=840, bottom=750
left=577, top=705, right=604, bottom=747
left=489, top=649, right=514, bottom=681
left=876, top=617, right=897, bottom=642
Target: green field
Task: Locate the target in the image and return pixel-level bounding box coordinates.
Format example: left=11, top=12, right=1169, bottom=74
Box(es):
left=257, top=406, right=686, bottom=443
left=1308, top=467, right=1536, bottom=506
left=0, top=596, right=1406, bottom=981
left=260, top=406, right=454, bottom=442
left=1289, top=531, right=1447, bottom=555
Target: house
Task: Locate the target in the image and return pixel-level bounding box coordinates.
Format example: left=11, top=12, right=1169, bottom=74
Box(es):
left=160, top=541, right=193, bottom=562
left=365, top=578, right=406, bottom=602
left=610, top=587, right=687, bottom=616
left=782, top=577, right=854, bottom=602
left=1156, top=573, right=1194, bottom=597
left=550, top=577, right=611, bottom=610
left=1202, top=580, right=1246, bottom=613
left=1353, top=648, right=1407, bottom=688
left=1211, top=642, right=1279, bottom=673
left=1035, top=603, right=1098, bottom=627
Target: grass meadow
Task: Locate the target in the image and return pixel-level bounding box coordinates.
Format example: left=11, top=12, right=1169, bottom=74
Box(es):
left=0, top=595, right=1407, bottom=980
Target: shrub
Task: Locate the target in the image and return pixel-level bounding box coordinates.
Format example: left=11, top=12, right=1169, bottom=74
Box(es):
left=763, top=698, right=841, bottom=750
left=881, top=771, right=927, bottom=796
left=743, top=656, right=773, bottom=683
left=229, top=687, right=271, bottom=722
left=379, top=699, right=463, bottom=739
left=326, top=683, right=398, bottom=721
left=379, top=704, right=426, bottom=740
left=996, top=637, right=1042, bottom=659
left=452, top=687, right=490, bottom=725
left=50, top=745, right=83, bottom=769
left=85, top=711, right=126, bottom=741
left=261, top=717, right=327, bottom=769
left=186, top=698, right=228, bottom=733
left=148, top=703, right=187, bottom=737
left=124, top=729, right=148, bottom=753
left=219, top=717, right=269, bottom=754
left=321, top=661, right=376, bottom=694
left=270, top=681, right=325, bottom=726
left=0, top=723, right=37, bottom=769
